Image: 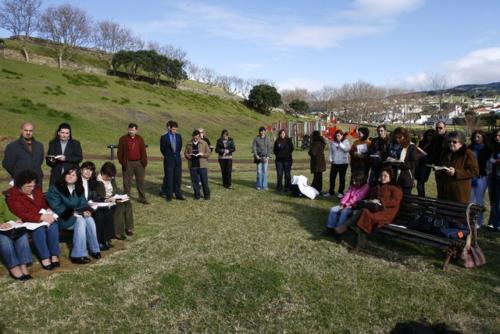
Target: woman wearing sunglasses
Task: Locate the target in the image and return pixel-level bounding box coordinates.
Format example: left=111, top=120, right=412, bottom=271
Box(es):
left=436, top=131, right=479, bottom=204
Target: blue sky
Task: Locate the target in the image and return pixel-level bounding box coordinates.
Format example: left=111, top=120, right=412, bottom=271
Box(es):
left=2, top=0, right=500, bottom=91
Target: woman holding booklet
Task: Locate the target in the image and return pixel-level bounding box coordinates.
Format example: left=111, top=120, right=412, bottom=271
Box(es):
left=436, top=131, right=479, bottom=204
left=0, top=194, right=33, bottom=280
left=81, top=161, right=115, bottom=251
left=6, top=170, right=61, bottom=270
left=46, top=168, right=100, bottom=264
left=97, top=162, right=134, bottom=240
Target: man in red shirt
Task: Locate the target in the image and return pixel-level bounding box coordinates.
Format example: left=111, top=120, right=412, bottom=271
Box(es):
left=117, top=123, right=149, bottom=204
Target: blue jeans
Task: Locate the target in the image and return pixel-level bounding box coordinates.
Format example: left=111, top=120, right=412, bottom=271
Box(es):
left=256, top=160, right=268, bottom=190
left=488, top=176, right=500, bottom=229
left=327, top=206, right=353, bottom=229
left=190, top=167, right=210, bottom=199
left=31, top=223, right=61, bottom=260
left=0, top=233, right=33, bottom=269
left=70, top=217, right=100, bottom=257
left=470, top=176, right=488, bottom=226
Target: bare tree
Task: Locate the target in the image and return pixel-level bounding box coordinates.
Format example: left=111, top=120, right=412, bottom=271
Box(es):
left=216, top=75, right=245, bottom=96
left=124, top=34, right=144, bottom=51
left=429, top=74, right=450, bottom=121
left=0, top=0, right=41, bottom=62
left=93, top=20, right=132, bottom=53
left=39, top=4, right=92, bottom=68
left=187, top=62, right=200, bottom=81
left=199, top=67, right=218, bottom=87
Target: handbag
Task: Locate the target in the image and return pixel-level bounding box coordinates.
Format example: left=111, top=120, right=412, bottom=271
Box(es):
left=460, top=204, right=486, bottom=268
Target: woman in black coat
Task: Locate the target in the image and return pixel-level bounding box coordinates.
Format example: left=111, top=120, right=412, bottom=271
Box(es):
left=308, top=130, right=326, bottom=193
left=215, top=129, right=236, bottom=189
left=384, top=127, right=418, bottom=195
left=274, top=129, right=294, bottom=192
left=46, top=123, right=83, bottom=186
left=415, top=129, right=437, bottom=197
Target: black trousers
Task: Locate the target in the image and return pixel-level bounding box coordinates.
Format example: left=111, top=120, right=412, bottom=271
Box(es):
left=218, top=159, right=233, bottom=187
left=311, top=172, right=323, bottom=193
left=275, top=159, right=292, bottom=190
left=93, top=208, right=115, bottom=244
left=329, top=163, right=348, bottom=195
left=162, top=161, right=183, bottom=199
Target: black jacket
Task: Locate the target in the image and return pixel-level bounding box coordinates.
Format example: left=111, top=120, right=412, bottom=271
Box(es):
left=46, top=138, right=83, bottom=186
left=273, top=138, right=294, bottom=161
left=2, top=136, right=44, bottom=185
left=215, top=137, right=236, bottom=158
left=384, top=143, right=418, bottom=188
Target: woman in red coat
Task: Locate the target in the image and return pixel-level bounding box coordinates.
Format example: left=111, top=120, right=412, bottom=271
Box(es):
left=355, top=167, right=403, bottom=234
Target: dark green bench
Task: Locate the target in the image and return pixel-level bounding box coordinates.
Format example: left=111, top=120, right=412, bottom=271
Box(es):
left=357, top=194, right=482, bottom=270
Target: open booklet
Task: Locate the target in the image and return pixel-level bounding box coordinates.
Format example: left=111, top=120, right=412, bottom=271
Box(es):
left=112, top=194, right=130, bottom=202
left=0, top=220, right=50, bottom=231
left=47, top=154, right=64, bottom=160
left=425, top=164, right=451, bottom=172
left=88, top=200, right=116, bottom=209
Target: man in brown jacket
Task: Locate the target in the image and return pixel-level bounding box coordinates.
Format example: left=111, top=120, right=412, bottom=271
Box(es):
left=117, top=123, right=149, bottom=204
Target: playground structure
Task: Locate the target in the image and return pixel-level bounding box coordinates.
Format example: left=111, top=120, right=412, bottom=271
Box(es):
left=267, top=113, right=359, bottom=149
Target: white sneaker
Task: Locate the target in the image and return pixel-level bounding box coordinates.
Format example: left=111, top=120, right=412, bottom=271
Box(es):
left=337, top=193, right=344, bottom=198
left=322, top=193, right=331, bottom=197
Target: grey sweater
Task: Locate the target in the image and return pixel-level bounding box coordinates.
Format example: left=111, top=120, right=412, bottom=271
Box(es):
left=252, top=136, right=273, bottom=158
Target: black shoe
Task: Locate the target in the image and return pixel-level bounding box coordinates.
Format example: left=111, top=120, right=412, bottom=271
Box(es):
left=90, top=252, right=101, bottom=259
left=51, top=261, right=60, bottom=268
left=165, top=197, right=172, bottom=202
left=99, top=243, right=109, bottom=251
left=21, top=274, right=33, bottom=280
left=70, top=257, right=91, bottom=264
left=125, top=229, right=134, bottom=236
left=322, top=228, right=337, bottom=236
left=10, top=272, right=28, bottom=281
left=175, top=196, right=186, bottom=201
left=115, top=234, right=127, bottom=240
left=40, top=261, right=55, bottom=271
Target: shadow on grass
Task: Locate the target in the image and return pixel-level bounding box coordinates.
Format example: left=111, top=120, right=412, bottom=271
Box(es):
left=273, top=198, right=500, bottom=281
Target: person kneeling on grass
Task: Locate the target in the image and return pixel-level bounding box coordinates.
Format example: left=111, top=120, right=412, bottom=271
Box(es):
left=325, top=172, right=369, bottom=238
left=97, top=162, right=134, bottom=240
left=46, top=168, right=101, bottom=264
left=6, top=170, right=61, bottom=270
left=0, top=193, right=32, bottom=281
left=335, top=167, right=403, bottom=244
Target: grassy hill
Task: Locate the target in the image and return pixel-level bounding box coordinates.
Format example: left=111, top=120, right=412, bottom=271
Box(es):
left=0, top=57, right=291, bottom=159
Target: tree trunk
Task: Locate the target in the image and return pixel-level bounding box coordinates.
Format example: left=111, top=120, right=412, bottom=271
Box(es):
left=21, top=47, right=30, bottom=62
left=58, top=54, right=63, bottom=69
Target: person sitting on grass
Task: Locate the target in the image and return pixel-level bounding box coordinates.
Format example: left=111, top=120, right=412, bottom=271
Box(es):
left=97, top=162, right=134, bottom=240
left=0, top=193, right=32, bottom=281
left=325, top=172, right=369, bottom=237
left=6, top=170, right=60, bottom=270
left=81, top=161, right=115, bottom=251
left=46, top=168, right=101, bottom=264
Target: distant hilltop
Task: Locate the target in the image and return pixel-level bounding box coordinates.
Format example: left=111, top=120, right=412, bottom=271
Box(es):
left=423, top=82, right=500, bottom=97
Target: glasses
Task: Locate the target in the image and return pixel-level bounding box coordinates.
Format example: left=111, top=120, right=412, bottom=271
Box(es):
left=449, top=140, right=459, bottom=144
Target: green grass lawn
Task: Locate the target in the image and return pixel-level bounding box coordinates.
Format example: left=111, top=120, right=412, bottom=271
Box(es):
left=0, top=162, right=498, bottom=333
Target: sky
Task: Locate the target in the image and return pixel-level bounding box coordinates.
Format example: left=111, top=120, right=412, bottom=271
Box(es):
left=2, top=0, right=500, bottom=92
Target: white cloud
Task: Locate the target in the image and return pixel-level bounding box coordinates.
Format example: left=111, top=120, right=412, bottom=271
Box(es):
left=343, top=0, right=425, bottom=20
left=133, top=1, right=422, bottom=50
left=389, top=47, right=500, bottom=90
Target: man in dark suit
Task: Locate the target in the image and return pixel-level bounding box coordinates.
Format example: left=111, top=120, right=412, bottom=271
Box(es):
left=46, top=123, right=83, bottom=186
left=160, top=120, right=185, bottom=201
left=2, top=122, right=45, bottom=186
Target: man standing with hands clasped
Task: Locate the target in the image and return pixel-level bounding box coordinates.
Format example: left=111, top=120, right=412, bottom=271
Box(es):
left=118, top=123, right=149, bottom=204
left=160, top=120, right=185, bottom=202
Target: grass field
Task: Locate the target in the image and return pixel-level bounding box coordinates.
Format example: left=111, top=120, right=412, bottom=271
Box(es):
left=0, top=161, right=499, bottom=333
left=0, top=57, right=499, bottom=333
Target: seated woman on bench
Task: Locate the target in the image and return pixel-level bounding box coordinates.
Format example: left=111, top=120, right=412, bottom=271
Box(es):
left=46, top=168, right=101, bottom=264
left=336, top=167, right=403, bottom=236
left=325, top=172, right=369, bottom=235
left=6, top=170, right=61, bottom=270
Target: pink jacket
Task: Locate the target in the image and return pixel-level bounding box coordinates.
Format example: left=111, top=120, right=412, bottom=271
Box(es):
left=340, top=184, right=369, bottom=207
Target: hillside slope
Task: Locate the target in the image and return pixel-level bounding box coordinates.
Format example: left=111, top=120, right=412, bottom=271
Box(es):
left=0, top=58, right=290, bottom=158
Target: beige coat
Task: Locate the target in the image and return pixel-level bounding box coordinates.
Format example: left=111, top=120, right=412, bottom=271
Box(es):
left=184, top=140, right=210, bottom=168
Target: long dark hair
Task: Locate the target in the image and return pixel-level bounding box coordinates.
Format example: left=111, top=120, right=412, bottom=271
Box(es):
left=80, top=161, right=98, bottom=188
left=54, top=122, right=72, bottom=140
left=56, top=167, right=84, bottom=196
left=379, top=167, right=395, bottom=185
left=311, top=130, right=325, bottom=144
left=418, top=129, right=437, bottom=148
left=358, top=127, right=369, bottom=141
left=391, top=127, right=411, bottom=148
